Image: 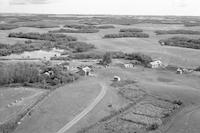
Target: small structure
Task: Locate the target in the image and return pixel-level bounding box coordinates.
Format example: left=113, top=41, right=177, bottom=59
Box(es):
left=124, top=63, right=134, bottom=68
left=113, top=76, right=121, bottom=81
left=149, top=60, right=162, bottom=68
left=176, top=68, right=183, bottom=74
left=77, top=66, right=92, bottom=76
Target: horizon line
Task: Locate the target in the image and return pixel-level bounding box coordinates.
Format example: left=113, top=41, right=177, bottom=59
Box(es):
left=0, top=12, right=200, bottom=17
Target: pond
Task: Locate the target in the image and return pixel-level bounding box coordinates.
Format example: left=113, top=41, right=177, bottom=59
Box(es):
left=0, top=48, right=64, bottom=60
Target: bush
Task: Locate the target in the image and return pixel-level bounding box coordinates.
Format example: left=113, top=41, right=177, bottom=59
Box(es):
left=103, top=32, right=149, bottom=38
left=159, top=37, right=200, bottom=49
left=120, top=28, right=143, bottom=32
left=49, top=28, right=99, bottom=33
left=8, top=32, right=77, bottom=42
left=155, top=30, right=200, bottom=35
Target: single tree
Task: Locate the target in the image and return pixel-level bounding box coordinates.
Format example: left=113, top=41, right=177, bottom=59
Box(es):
left=100, top=52, right=112, bottom=65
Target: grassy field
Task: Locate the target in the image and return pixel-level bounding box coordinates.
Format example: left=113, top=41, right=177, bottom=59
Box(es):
left=13, top=78, right=101, bottom=133
left=0, top=15, right=200, bottom=133
left=0, top=87, right=46, bottom=124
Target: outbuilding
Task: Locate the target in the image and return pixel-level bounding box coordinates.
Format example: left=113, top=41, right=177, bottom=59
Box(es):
left=113, top=76, right=121, bottom=81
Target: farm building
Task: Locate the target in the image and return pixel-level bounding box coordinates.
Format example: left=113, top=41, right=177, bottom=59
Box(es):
left=113, top=76, right=121, bottom=81
left=124, top=63, right=134, bottom=68
left=176, top=68, right=183, bottom=74
left=77, top=66, right=92, bottom=76
left=149, top=60, right=162, bottom=68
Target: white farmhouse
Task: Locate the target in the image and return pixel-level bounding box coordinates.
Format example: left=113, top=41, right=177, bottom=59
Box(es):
left=149, top=60, right=162, bottom=68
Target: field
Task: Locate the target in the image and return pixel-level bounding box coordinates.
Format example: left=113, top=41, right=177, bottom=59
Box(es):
left=0, top=15, right=200, bottom=133
left=0, top=87, right=47, bottom=132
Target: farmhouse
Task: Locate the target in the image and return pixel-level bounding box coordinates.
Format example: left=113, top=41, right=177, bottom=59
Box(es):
left=77, top=66, right=92, bottom=76
left=149, top=60, right=162, bottom=68
left=124, top=63, right=134, bottom=68
left=176, top=68, right=183, bottom=74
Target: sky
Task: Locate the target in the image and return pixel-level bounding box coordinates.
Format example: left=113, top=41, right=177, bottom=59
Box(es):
left=0, top=0, right=200, bottom=16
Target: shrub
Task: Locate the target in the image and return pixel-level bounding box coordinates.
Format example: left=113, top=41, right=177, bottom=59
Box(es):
left=120, top=28, right=143, bottom=32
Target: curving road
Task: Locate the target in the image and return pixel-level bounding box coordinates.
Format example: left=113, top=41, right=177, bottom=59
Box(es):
left=56, top=83, right=107, bottom=133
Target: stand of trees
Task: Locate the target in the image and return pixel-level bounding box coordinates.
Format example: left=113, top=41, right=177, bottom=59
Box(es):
left=120, top=28, right=143, bottom=32
left=8, top=32, right=77, bottom=42
left=0, top=62, right=79, bottom=88
left=159, top=37, right=200, bottom=49
left=155, top=30, right=200, bottom=35
left=104, top=32, right=149, bottom=38
left=49, top=28, right=99, bottom=33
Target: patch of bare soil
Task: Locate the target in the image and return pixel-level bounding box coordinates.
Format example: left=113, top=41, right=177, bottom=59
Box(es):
left=78, top=81, right=182, bottom=133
